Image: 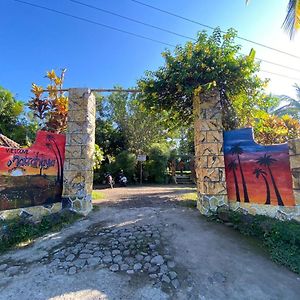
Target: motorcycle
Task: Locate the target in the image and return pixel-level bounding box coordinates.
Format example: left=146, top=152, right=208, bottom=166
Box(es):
left=119, top=175, right=127, bottom=187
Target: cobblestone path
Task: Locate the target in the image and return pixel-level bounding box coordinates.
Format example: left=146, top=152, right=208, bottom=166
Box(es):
left=1, top=186, right=300, bottom=300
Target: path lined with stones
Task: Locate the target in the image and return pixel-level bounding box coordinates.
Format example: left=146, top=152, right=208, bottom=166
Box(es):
left=1, top=186, right=300, bottom=300
left=42, top=223, right=179, bottom=289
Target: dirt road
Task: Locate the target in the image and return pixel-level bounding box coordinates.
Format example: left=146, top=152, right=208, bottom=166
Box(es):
left=0, top=185, right=299, bottom=300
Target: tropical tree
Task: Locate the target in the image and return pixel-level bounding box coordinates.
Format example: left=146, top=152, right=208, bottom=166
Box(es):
left=230, top=144, right=250, bottom=203
left=0, top=86, right=36, bottom=144
left=228, top=160, right=241, bottom=202
left=253, top=168, right=271, bottom=205
left=103, top=89, right=176, bottom=154
left=282, top=0, right=300, bottom=39
left=29, top=69, right=68, bottom=133
left=256, top=154, right=284, bottom=206
left=271, top=85, right=300, bottom=120
left=139, top=28, right=266, bottom=131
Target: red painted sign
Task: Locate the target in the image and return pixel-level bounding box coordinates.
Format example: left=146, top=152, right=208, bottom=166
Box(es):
left=0, top=131, right=65, bottom=210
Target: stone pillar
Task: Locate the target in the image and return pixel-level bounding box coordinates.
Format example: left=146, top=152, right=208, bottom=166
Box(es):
left=62, top=88, right=96, bottom=215
left=193, top=88, right=228, bottom=215
left=288, top=139, right=300, bottom=214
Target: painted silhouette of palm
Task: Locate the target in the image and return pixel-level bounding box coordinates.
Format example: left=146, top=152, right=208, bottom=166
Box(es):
left=253, top=168, right=271, bottom=205
left=230, top=144, right=250, bottom=203
left=228, top=160, right=241, bottom=202
left=46, top=134, right=63, bottom=185
left=256, top=154, right=284, bottom=206
left=46, top=142, right=60, bottom=183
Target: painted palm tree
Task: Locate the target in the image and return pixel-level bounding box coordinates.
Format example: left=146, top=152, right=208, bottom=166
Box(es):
left=228, top=160, right=241, bottom=202
left=246, top=0, right=300, bottom=39
left=46, top=142, right=61, bottom=183
left=46, top=134, right=63, bottom=185
left=256, top=154, right=284, bottom=206
left=230, top=144, right=250, bottom=203
left=253, top=168, right=271, bottom=205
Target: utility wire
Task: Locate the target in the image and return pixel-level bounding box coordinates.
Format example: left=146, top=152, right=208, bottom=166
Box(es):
left=12, top=0, right=300, bottom=82
left=260, top=70, right=300, bottom=81
left=12, top=0, right=175, bottom=47
left=69, top=0, right=300, bottom=74
left=131, top=0, right=300, bottom=61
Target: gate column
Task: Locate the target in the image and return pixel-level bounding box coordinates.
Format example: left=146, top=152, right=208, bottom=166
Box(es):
left=62, top=88, right=96, bottom=215
left=193, top=88, right=228, bottom=215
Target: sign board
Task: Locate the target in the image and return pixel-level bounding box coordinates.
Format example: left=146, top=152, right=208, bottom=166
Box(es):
left=137, top=154, right=147, bottom=162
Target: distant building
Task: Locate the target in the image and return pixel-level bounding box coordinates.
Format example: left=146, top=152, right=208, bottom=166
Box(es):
left=0, top=134, right=20, bottom=148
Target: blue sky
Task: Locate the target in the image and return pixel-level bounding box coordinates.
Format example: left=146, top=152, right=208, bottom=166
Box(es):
left=1, top=0, right=299, bottom=102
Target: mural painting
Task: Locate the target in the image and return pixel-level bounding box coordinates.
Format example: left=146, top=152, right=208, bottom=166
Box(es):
left=224, top=128, right=295, bottom=207
left=0, top=131, right=65, bottom=211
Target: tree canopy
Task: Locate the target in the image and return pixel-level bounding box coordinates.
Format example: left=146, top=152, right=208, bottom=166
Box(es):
left=138, top=28, right=266, bottom=129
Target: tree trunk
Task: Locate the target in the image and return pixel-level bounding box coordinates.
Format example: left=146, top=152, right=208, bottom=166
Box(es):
left=233, top=169, right=240, bottom=202
left=262, top=174, right=271, bottom=205
left=267, top=166, right=284, bottom=206
left=237, top=155, right=250, bottom=202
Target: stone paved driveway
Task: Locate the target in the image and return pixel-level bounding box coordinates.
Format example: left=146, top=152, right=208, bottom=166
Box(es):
left=0, top=185, right=300, bottom=300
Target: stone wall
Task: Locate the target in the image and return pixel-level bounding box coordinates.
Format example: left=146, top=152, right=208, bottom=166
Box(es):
left=287, top=139, right=300, bottom=221
left=62, top=88, right=96, bottom=215
left=193, top=88, right=228, bottom=215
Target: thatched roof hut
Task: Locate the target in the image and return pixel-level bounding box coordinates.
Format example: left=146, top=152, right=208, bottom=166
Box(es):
left=0, top=134, right=20, bottom=148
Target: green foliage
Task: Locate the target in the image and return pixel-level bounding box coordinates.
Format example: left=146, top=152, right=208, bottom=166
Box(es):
left=110, top=150, right=137, bottom=181
left=214, top=210, right=300, bottom=274
left=271, top=85, right=300, bottom=120
left=254, top=113, right=300, bottom=144
left=145, top=143, right=170, bottom=183
left=139, top=28, right=266, bottom=129
left=93, top=144, right=104, bottom=170
left=0, top=86, right=31, bottom=144
left=0, top=210, right=81, bottom=253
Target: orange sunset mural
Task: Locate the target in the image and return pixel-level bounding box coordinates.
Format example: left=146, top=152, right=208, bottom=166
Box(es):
left=0, top=131, right=65, bottom=210
left=224, top=128, right=295, bottom=207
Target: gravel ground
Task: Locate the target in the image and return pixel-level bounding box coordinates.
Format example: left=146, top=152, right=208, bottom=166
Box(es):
left=0, top=185, right=300, bottom=300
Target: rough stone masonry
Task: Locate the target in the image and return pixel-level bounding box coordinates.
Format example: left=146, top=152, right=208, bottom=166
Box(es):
left=193, top=88, right=228, bottom=215
left=62, top=88, right=96, bottom=215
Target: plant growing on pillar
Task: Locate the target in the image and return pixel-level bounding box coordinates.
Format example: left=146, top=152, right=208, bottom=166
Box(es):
left=230, top=144, right=250, bottom=203
left=256, top=154, right=284, bottom=206
left=228, top=160, right=241, bottom=202
left=29, top=69, right=68, bottom=133
left=253, top=168, right=271, bottom=205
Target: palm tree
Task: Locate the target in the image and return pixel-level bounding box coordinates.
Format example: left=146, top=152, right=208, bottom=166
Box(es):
left=253, top=168, right=271, bottom=205
left=230, top=144, right=250, bottom=203
left=256, top=154, right=284, bottom=206
left=246, top=0, right=300, bottom=39
left=228, top=160, right=241, bottom=202
left=282, top=0, right=300, bottom=39
left=271, top=85, right=300, bottom=120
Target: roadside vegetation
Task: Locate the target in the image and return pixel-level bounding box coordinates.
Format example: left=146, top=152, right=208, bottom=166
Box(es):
left=210, top=209, right=300, bottom=274
left=0, top=210, right=81, bottom=254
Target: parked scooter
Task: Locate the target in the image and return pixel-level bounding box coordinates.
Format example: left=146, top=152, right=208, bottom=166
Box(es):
left=119, top=175, right=127, bottom=187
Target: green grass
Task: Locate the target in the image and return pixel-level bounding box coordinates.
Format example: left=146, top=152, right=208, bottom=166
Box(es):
left=211, top=209, right=300, bottom=274
left=92, top=190, right=105, bottom=200
left=0, top=210, right=81, bottom=254
left=178, top=192, right=198, bottom=208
